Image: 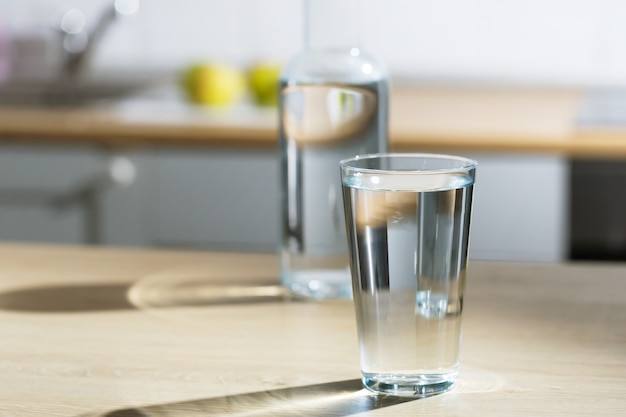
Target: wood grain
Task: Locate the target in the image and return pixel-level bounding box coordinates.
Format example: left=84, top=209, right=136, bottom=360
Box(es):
left=0, top=243, right=624, bottom=416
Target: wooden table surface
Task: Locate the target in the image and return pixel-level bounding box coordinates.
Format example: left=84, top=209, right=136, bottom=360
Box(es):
left=2, top=85, right=626, bottom=157
left=0, top=243, right=625, bottom=416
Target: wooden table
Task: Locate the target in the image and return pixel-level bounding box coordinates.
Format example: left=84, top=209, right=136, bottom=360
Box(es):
left=0, top=243, right=625, bottom=416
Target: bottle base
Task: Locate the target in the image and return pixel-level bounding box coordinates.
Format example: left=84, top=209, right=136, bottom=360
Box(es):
left=282, top=269, right=352, bottom=300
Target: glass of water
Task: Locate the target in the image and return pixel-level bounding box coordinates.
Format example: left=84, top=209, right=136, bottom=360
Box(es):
left=340, top=153, right=477, bottom=397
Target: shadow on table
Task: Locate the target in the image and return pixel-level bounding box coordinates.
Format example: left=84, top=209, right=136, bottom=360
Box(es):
left=0, top=279, right=286, bottom=313
left=0, top=283, right=135, bottom=312
left=96, top=379, right=418, bottom=417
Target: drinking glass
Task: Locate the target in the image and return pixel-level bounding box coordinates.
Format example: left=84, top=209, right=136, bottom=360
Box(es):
left=340, top=153, right=476, bottom=397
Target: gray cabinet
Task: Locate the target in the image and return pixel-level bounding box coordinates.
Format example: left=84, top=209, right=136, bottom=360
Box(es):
left=0, top=145, right=568, bottom=262
left=468, top=153, right=568, bottom=262
left=0, top=144, right=152, bottom=247
left=0, top=144, right=102, bottom=244
left=150, top=150, right=568, bottom=261
left=151, top=148, right=279, bottom=251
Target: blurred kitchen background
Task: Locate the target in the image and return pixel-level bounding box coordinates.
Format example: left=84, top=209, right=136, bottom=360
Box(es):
left=1, top=0, right=626, bottom=262
left=4, top=0, right=626, bottom=86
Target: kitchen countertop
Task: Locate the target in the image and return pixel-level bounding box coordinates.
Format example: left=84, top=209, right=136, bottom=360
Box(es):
left=2, top=84, right=626, bottom=157
left=0, top=243, right=624, bottom=416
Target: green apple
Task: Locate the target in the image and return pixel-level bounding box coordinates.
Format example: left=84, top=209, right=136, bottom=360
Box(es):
left=182, top=63, right=246, bottom=106
left=248, top=62, right=282, bottom=107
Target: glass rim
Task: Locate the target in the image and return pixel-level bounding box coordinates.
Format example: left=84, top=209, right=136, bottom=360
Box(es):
left=340, top=152, right=477, bottom=174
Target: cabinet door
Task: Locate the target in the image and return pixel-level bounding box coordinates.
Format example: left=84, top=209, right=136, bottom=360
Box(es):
left=152, top=148, right=279, bottom=251
left=0, top=144, right=103, bottom=244
left=570, top=160, right=626, bottom=260
left=99, top=150, right=156, bottom=247
left=467, top=154, right=568, bottom=262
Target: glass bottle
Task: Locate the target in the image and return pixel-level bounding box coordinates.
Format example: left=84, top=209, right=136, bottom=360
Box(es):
left=279, top=0, right=389, bottom=299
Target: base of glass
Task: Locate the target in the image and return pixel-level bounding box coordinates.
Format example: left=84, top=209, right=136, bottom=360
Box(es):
left=282, top=269, right=352, bottom=300
left=362, top=372, right=457, bottom=397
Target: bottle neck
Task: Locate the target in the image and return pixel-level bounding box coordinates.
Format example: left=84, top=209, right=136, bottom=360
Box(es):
left=304, top=0, right=360, bottom=52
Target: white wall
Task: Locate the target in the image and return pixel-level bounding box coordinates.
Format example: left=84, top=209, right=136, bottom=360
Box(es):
left=2, top=0, right=626, bottom=86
